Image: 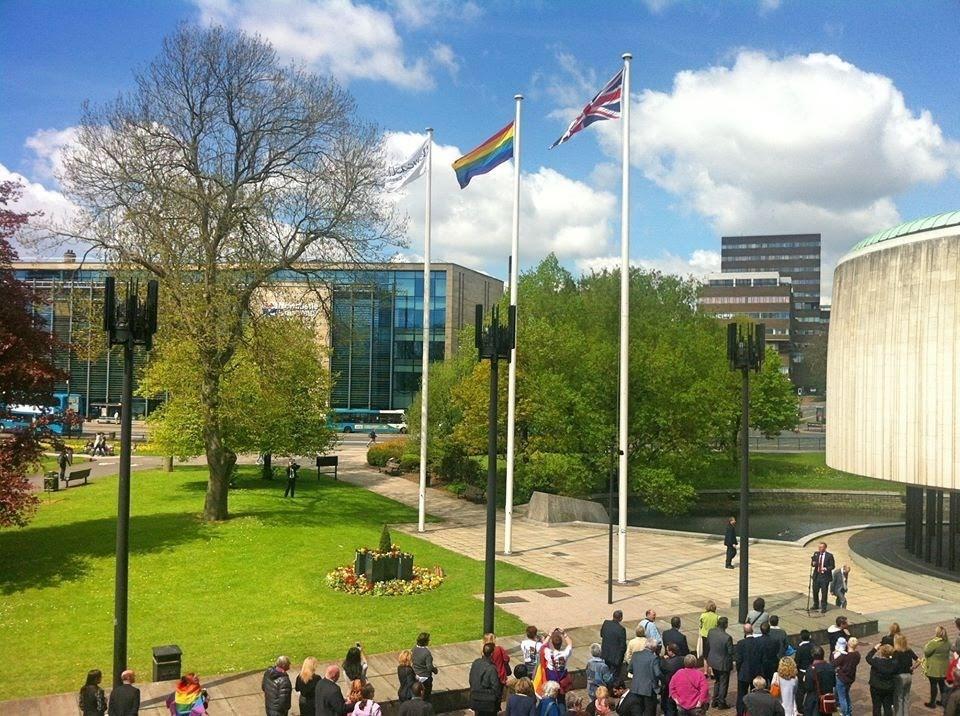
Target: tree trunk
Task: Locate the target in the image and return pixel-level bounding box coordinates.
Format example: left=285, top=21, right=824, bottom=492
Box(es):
left=261, top=452, right=272, bottom=480
left=201, top=367, right=231, bottom=521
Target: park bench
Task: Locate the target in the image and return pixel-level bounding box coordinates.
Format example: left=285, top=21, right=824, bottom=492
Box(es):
left=316, top=454, right=339, bottom=480
left=383, top=457, right=401, bottom=476
left=63, top=467, right=92, bottom=488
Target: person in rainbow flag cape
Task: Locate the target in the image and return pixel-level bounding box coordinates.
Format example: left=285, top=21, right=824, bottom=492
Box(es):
left=532, top=628, right=575, bottom=697
left=165, top=673, right=208, bottom=715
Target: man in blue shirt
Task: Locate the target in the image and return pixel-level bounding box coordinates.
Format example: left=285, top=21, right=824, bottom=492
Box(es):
left=638, top=610, right=662, bottom=654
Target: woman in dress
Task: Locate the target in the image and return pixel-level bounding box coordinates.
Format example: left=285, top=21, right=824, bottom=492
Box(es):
left=772, top=656, right=798, bottom=716
left=397, top=649, right=417, bottom=702
left=295, top=656, right=321, bottom=716
left=79, top=669, right=107, bottom=716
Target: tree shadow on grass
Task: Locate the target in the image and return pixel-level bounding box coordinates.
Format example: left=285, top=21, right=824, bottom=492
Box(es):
left=0, top=511, right=209, bottom=595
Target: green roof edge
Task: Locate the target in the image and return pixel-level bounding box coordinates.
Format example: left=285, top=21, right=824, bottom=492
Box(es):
left=851, top=210, right=960, bottom=252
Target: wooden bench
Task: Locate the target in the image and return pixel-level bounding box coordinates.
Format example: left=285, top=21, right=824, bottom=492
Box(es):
left=383, top=457, right=401, bottom=476
left=316, top=454, right=338, bottom=480
left=63, top=467, right=92, bottom=488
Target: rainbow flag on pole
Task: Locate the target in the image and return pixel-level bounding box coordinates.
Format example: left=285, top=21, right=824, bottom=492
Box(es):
left=452, top=121, right=515, bottom=189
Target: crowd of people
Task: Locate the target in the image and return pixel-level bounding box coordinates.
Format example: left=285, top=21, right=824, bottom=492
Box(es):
left=75, top=615, right=960, bottom=716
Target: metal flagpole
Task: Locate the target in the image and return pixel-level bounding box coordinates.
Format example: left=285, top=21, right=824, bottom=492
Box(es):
left=418, top=129, right=433, bottom=533
left=504, top=95, right=522, bottom=555
left=617, top=53, right=632, bottom=584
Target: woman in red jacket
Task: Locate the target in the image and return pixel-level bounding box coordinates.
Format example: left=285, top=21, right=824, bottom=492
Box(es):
left=484, top=633, right=512, bottom=686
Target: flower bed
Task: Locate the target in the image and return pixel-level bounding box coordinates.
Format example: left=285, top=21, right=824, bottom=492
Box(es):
left=326, top=565, right=445, bottom=596
left=355, top=545, right=415, bottom=582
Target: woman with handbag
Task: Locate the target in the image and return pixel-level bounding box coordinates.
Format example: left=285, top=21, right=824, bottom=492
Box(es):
left=802, top=647, right=838, bottom=716
left=866, top=643, right=898, bottom=716
left=772, top=656, right=798, bottom=716
left=891, top=634, right=919, bottom=715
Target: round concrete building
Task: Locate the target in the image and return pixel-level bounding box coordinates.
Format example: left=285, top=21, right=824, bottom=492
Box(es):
left=827, top=210, right=960, bottom=576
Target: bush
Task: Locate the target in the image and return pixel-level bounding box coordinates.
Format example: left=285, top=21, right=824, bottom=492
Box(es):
left=516, top=452, right=593, bottom=501
left=400, top=453, right=420, bottom=472
left=630, top=466, right=696, bottom=516
left=378, top=524, right=392, bottom=552
left=367, top=438, right=406, bottom=467
left=436, top=442, right=482, bottom=487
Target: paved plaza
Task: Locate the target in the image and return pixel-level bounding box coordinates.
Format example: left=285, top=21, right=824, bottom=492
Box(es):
left=6, top=445, right=957, bottom=714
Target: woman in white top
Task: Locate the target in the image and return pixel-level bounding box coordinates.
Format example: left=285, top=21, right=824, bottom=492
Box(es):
left=352, top=683, right=381, bottom=716
left=520, top=625, right=543, bottom=674
left=541, top=629, right=573, bottom=693
left=771, top=656, right=798, bottom=716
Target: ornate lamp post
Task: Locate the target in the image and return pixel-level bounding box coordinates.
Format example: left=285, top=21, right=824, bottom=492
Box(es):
left=103, top=277, right=158, bottom=685
left=727, top=321, right=764, bottom=623
left=475, top=303, right=515, bottom=634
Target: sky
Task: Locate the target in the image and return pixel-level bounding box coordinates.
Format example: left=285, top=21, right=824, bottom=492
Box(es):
left=2, top=0, right=958, bottom=299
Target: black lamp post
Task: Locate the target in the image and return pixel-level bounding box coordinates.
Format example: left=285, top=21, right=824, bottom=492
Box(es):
left=104, top=277, right=158, bottom=686
left=727, top=321, right=764, bottom=624
left=475, top=303, right=515, bottom=635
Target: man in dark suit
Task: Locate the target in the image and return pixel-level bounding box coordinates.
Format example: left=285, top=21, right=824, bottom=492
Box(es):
left=398, top=682, right=435, bottom=716
left=756, top=623, right=781, bottom=684
left=315, top=665, right=351, bottom=716
left=707, top=617, right=734, bottom=710
left=108, top=670, right=140, bottom=716
left=601, top=609, right=628, bottom=679
left=629, top=642, right=662, bottom=716
left=724, top=517, right=738, bottom=569
left=661, top=616, right=690, bottom=657
left=768, top=615, right=789, bottom=660
left=735, top=624, right=762, bottom=716
left=614, top=686, right=645, bottom=716
left=810, top=541, right=836, bottom=613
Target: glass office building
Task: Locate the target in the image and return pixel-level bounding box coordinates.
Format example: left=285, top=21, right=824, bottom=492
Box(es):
left=12, top=258, right=502, bottom=416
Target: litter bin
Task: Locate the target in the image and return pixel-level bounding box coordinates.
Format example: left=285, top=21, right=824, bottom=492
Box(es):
left=152, top=644, right=182, bottom=681
left=43, top=472, right=60, bottom=492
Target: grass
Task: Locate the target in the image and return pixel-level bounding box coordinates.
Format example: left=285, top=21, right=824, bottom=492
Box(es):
left=692, top=452, right=904, bottom=492
left=0, top=466, right=558, bottom=701
left=35, top=454, right=90, bottom=475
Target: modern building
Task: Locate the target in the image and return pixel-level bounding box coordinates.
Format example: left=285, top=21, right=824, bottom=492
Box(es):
left=12, top=256, right=502, bottom=417
left=827, top=210, right=960, bottom=575
left=697, top=271, right=793, bottom=370
left=719, top=233, right=826, bottom=383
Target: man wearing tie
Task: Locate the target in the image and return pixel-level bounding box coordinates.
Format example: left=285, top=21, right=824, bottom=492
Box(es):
left=810, top=542, right=836, bottom=614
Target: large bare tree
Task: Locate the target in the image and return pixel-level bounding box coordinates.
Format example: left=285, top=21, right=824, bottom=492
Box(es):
left=60, top=25, right=399, bottom=520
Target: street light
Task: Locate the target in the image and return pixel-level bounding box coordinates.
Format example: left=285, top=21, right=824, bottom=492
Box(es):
left=475, top=303, right=515, bottom=635
left=727, top=321, right=764, bottom=624
left=104, top=277, right=158, bottom=686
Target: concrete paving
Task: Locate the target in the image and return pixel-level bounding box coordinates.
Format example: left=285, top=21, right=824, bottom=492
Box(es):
left=6, top=443, right=956, bottom=714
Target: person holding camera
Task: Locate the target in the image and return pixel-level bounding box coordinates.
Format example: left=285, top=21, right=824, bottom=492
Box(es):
left=543, top=628, right=574, bottom=694
left=284, top=458, right=300, bottom=498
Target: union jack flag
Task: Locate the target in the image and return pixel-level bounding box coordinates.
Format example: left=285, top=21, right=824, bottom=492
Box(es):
left=549, top=68, right=623, bottom=149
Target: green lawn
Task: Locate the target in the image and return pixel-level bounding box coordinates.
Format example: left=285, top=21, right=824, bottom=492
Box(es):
left=693, top=452, right=904, bottom=492
left=0, top=466, right=557, bottom=700
left=36, top=453, right=90, bottom=475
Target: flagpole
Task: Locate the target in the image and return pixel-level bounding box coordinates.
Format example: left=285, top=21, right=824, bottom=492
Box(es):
left=418, top=128, right=433, bottom=533
left=504, top=95, right=523, bottom=555
left=617, top=53, right=632, bottom=584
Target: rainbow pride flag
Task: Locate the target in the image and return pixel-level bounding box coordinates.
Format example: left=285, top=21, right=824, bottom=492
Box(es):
left=452, top=121, right=514, bottom=189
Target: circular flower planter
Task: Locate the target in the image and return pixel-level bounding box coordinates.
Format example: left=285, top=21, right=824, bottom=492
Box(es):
left=326, top=565, right=444, bottom=596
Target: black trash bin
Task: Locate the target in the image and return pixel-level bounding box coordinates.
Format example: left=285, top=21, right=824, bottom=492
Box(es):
left=152, top=644, right=182, bottom=681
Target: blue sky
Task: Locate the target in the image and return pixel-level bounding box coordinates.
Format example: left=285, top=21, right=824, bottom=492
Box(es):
left=2, top=0, right=958, bottom=297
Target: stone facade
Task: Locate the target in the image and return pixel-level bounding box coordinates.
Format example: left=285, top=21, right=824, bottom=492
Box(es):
left=826, top=226, right=960, bottom=491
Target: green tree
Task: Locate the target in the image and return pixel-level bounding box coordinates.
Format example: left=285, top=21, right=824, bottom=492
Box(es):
left=60, top=26, right=397, bottom=519
left=749, top=346, right=800, bottom=438
left=139, top=316, right=335, bottom=468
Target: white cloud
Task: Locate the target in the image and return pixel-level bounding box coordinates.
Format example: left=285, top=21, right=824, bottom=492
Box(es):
left=194, top=0, right=434, bottom=89
left=430, top=43, right=460, bottom=78
left=24, top=126, right=79, bottom=184
left=759, top=0, right=781, bottom=13
left=383, top=132, right=616, bottom=272
left=390, top=0, right=481, bottom=28
left=0, top=163, right=81, bottom=255
left=576, top=249, right=720, bottom=279
left=589, top=50, right=960, bottom=294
